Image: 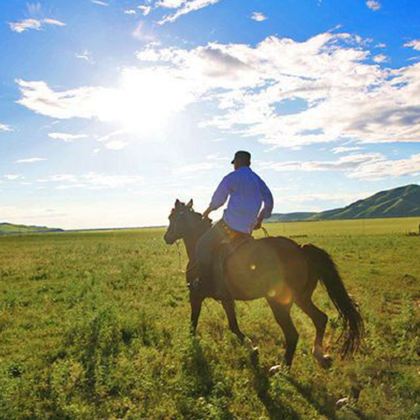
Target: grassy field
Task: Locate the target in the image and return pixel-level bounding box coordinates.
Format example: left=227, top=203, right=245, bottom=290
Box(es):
left=0, top=218, right=419, bottom=419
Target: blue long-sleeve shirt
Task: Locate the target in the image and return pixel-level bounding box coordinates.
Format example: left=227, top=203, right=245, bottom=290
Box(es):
left=209, top=166, right=274, bottom=234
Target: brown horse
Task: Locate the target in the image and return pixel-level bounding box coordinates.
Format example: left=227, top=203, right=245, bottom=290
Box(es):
left=164, top=199, right=363, bottom=369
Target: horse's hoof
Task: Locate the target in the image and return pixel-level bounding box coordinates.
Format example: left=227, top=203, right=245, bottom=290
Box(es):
left=319, top=354, right=333, bottom=369
left=189, top=326, right=200, bottom=338
left=243, top=337, right=259, bottom=353
left=336, top=397, right=349, bottom=409
left=268, top=365, right=283, bottom=375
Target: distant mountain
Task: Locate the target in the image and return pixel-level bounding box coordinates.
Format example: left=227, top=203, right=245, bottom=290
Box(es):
left=269, top=184, right=420, bottom=222
left=0, top=223, right=63, bottom=235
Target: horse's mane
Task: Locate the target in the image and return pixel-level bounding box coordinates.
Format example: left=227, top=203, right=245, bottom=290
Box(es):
left=191, top=210, right=212, bottom=231
left=170, top=200, right=212, bottom=234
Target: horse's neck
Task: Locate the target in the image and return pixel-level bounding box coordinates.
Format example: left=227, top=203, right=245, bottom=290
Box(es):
left=183, top=235, right=197, bottom=261
left=183, top=220, right=210, bottom=261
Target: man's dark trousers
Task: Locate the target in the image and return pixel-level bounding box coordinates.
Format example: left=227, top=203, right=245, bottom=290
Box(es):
left=195, top=220, right=230, bottom=295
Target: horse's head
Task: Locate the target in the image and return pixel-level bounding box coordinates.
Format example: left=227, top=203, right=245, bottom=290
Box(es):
left=164, top=199, right=204, bottom=244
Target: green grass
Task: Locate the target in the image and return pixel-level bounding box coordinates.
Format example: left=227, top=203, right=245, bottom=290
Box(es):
left=265, top=216, right=419, bottom=236
left=0, top=218, right=419, bottom=419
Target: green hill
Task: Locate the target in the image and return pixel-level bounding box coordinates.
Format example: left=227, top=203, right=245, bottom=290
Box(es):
left=269, top=184, right=420, bottom=222
left=0, top=222, right=63, bottom=235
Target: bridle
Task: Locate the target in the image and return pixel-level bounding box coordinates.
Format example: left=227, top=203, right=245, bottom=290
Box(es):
left=167, top=207, right=211, bottom=273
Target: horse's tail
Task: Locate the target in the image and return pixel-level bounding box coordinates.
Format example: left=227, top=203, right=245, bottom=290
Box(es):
left=301, top=244, right=364, bottom=357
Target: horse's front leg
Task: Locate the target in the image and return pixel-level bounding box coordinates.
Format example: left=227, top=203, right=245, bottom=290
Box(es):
left=221, top=299, right=246, bottom=342
left=190, top=291, right=203, bottom=335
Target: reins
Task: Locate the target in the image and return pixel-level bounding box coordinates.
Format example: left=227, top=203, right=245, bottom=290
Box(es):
left=261, top=226, right=270, bottom=237
left=175, top=240, right=196, bottom=275
left=175, top=240, right=184, bottom=273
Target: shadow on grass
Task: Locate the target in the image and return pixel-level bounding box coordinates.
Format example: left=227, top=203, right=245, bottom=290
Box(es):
left=183, top=337, right=215, bottom=397
left=285, top=370, right=367, bottom=419
left=285, top=375, right=337, bottom=419
left=179, top=337, right=234, bottom=419
left=248, top=351, right=300, bottom=419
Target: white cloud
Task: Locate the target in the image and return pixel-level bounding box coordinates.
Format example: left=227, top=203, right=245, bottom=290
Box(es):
left=205, top=153, right=229, bottom=162
left=42, top=18, right=66, bottom=27
left=97, top=130, right=125, bottom=143
left=174, top=162, right=217, bottom=174
left=348, top=153, right=420, bottom=180
left=4, top=174, right=23, bottom=181
left=261, top=152, right=420, bottom=180
left=284, top=191, right=374, bottom=204
left=9, top=18, right=41, bottom=33
left=157, top=0, right=186, bottom=8
left=9, top=18, right=65, bottom=33
left=16, top=31, right=420, bottom=148
left=132, top=21, right=155, bottom=41
left=139, top=5, right=152, bottom=15
left=158, top=0, right=221, bottom=24
left=96, top=130, right=128, bottom=150
left=75, top=50, right=93, bottom=62
left=104, top=140, right=128, bottom=150
left=0, top=123, right=12, bottom=132
left=404, top=40, right=420, bottom=52
left=16, top=79, right=106, bottom=119
left=0, top=202, right=167, bottom=230
left=124, top=9, right=137, bottom=15
left=15, top=157, right=47, bottom=164
left=332, top=146, right=362, bottom=154
left=16, top=66, right=196, bottom=135
left=366, top=0, right=381, bottom=11
left=27, top=2, right=42, bottom=15
left=138, top=33, right=420, bottom=146
left=373, top=54, right=388, bottom=63
left=0, top=205, right=65, bottom=226
left=91, top=0, right=108, bottom=6
left=268, top=189, right=376, bottom=212
left=48, top=132, right=88, bottom=142
left=251, top=12, right=267, bottom=22
left=260, top=153, right=382, bottom=172
left=38, top=172, right=144, bottom=189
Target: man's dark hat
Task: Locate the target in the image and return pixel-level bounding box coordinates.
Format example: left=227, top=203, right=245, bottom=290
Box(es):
left=231, top=150, right=251, bottom=164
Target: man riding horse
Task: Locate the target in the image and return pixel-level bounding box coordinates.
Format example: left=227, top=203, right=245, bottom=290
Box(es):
left=164, top=154, right=363, bottom=368
left=194, top=150, right=273, bottom=297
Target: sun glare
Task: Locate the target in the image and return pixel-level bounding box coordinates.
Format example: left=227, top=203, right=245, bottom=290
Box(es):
left=102, top=68, right=193, bottom=136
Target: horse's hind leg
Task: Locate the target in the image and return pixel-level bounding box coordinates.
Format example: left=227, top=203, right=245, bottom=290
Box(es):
left=266, top=299, right=299, bottom=368
left=295, top=296, right=331, bottom=368
left=221, top=299, right=246, bottom=342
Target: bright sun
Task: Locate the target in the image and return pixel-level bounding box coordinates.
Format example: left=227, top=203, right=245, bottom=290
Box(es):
left=99, top=67, right=193, bottom=136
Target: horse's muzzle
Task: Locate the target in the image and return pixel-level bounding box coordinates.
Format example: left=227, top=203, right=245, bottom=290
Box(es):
left=164, top=232, right=176, bottom=245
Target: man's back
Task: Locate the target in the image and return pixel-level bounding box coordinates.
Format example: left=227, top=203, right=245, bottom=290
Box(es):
left=210, top=166, right=273, bottom=233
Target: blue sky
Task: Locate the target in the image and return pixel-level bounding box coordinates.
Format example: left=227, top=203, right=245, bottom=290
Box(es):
left=0, top=0, right=419, bottom=229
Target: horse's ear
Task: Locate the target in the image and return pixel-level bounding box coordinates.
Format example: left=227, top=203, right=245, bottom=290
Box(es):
left=186, top=199, right=193, bottom=209
left=175, top=199, right=180, bottom=208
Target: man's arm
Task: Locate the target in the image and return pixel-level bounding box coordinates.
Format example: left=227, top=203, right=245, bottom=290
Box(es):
left=254, top=177, right=274, bottom=229
left=203, top=174, right=232, bottom=219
